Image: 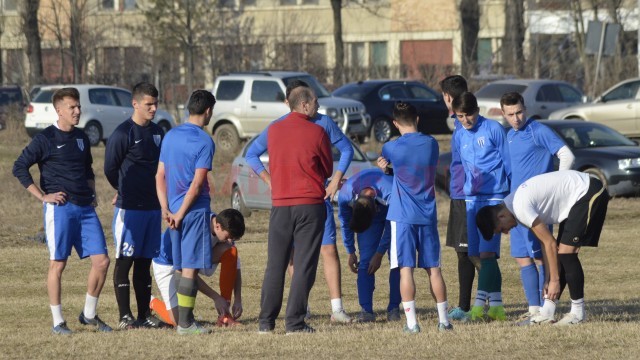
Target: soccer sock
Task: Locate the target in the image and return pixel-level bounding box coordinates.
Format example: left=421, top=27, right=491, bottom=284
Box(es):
left=474, top=290, right=488, bottom=307
left=51, top=304, right=64, bottom=326
left=331, top=298, right=344, bottom=313
left=387, top=267, right=401, bottom=312
left=570, top=298, right=585, bottom=318
left=113, top=257, right=134, bottom=318
left=219, top=247, right=238, bottom=303
left=558, top=253, right=585, bottom=300
left=457, top=252, right=475, bottom=311
left=150, top=295, right=175, bottom=326
left=83, top=293, right=99, bottom=319
left=480, top=258, right=502, bottom=307
left=177, top=276, right=198, bottom=328
left=539, top=298, right=557, bottom=318
left=559, top=261, right=567, bottom=298
left=520, top=263, right=541, bottom=307
left=403, top=301, right=417, bottom=328
left=436, top=301, right=450, bottom=325
left=537, top=264, right=546, bottom=304
left=132, top=258, right=153, bottom=320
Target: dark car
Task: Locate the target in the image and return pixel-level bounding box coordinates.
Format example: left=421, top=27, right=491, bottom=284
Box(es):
left=0, top=85, right=26, bottom=130
left=436, top=120, right=640, bottom=197
left=333, top=80, right=450, bottom=143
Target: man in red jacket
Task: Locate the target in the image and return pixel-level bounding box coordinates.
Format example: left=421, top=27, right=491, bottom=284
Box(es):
left=257, top=86, right=333, bottom=334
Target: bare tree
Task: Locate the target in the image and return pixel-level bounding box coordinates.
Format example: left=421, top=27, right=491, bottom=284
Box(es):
left=459, top=0, right=479, bottom=78
left=502, top=0, right=525, bottom=75
left=21, top=0, right=44, bottom=87
left=331, top=0, right=344, bottom=84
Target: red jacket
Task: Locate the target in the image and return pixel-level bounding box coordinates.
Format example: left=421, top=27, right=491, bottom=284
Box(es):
left=267, top=112, right=333, bottom=206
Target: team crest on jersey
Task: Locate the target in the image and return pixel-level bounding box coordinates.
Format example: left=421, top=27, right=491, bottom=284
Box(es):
left=76, top=139, right=85, bottom=151
left=477, top=136, right=485, bottom=147
left=153, top=134, right=161, bottom=147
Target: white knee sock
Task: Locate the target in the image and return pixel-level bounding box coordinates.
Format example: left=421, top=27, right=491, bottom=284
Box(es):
left=51, top=304, right=64, bottom=326
left=403, top=301, right=417, bottom=328
left=331, top=298, right=343, bottom=313
left=540, top=299, right=556, bottom=318
left=570, top=298, right=585, bottom=319
left=84, top=293, right=99, bottom=319
left=436, top=301, right=450, bottom=325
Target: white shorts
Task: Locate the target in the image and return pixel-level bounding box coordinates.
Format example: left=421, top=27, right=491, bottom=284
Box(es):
left=152, top=261, right=177, bottom=310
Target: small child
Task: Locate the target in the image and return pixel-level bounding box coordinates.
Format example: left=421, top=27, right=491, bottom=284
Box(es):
left=150, top=209, right=245, bottom=327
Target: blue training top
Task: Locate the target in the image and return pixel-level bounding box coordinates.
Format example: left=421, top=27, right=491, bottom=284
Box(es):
left=508, top=119, right=566, bottom=191
left=245, top=112, right=353, bottom=176
left=104, top=118, right=164, bottom=210
left=381, top=132, right=439, bottom=225
left=449, top=115, right=465, bottom=200
left=13, top=125, right=96, bottom=206
left=455, top=115, right=510, bottom=200
left=337, top=169, right=393, bottom=255
left=159, top=123, right=214, bottom=214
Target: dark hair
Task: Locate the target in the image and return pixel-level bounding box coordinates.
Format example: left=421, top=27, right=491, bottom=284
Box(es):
left=475, top=204, right=504, bottom=240
left=286, top=80, right=310, bottom=100
left=187, top=90, right=216, bottom=115
left=500, top=91, right=525, bottom=109
left=216, top=209, right=246, bottom=240
left=392, top=101, right=418, bottom=126
left=451, top=92, right=479, bottom=114
left=132, top=82, right=159, bottom=100
left=288, top=86, right=314, bottom=110
left=349, top=196, right=376, bottom=233
left=52, top=87, right=80, bottom=107
left=439, top=75, right=468, bottom=98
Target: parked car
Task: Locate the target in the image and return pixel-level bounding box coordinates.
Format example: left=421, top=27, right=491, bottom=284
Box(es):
left=24, top=84, right=175, bottom=146
left=333, top=80, right=450, bottom=143
left=472, top=79, right=584, bottom=130
left=436, top=120, right=640, bottom=197
left=230, top=137, right=377, bottom=217
left=549, top=77, right=640, bottom=138
left=0, top=85, right=26, bottom=131
left=210, top=71, right=370, bottom=155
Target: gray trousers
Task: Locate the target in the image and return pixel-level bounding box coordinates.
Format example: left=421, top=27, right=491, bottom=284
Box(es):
left=258, top=203, right=326, bottom=331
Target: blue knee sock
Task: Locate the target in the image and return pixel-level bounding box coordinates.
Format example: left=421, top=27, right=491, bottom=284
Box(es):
left=387, top=267, right=401, bottom=312
left=537, top=264, right=546, bottom=304
left=520, top=263, right=541, bottom=307
left=357, top=267, right=375, bottom=313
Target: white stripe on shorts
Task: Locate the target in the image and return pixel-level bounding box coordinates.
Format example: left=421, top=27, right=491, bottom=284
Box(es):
left=114, top=208, right=126, bottom=259
left=45, top=203, right=56, bottom=260
left=389, top=221, right=398, bottom=269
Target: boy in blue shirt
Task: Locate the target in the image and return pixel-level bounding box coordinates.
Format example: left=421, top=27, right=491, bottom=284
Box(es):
left=452, top=92, right=510, bottom=322
left=337, top=169, right=401, bottom=322
left=378, top=102, right=451, bottom=333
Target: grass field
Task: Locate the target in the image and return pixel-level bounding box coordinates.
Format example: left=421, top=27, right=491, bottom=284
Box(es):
left=1, top=115, right=639, bottom=359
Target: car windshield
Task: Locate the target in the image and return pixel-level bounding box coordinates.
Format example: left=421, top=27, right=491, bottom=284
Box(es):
left=550, top=123, right=636, bottom=149
left=282, top=75, right=331, bottom=98
left=0, top=89, right=22, bottom=106
left=476, top=84, right=527, bottom=99
left=33, top=90, right=56, bottom=103
left=333, top=83, right=377, bottom=101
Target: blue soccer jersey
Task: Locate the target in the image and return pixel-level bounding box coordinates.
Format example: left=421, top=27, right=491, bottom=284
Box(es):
left=381, top=132, right=439, bottom=225
left=449, top=116, right=465, bottom=200
left=508, top=119, right=566, bottom=191
left=159, top=123, right=214, bottom=213
left=456, top=115, right=510, bottom=199
left=337, top=169, right=393, bottom=255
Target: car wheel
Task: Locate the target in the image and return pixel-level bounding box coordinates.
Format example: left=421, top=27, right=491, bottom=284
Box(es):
left=157, top=120, right=172, bottom=134
left=231, top=185, right=251, bottom=217
left=214, top=124, right=240, bottom=155
left=371, top=118, right=392, bottom=143
left=583, top=167, right=608, bottom=190
left=84, top=121, right=102, bottom=147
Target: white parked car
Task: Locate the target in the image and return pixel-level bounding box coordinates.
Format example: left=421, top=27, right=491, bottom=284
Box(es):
left=24, top=84, right=175, bottom=146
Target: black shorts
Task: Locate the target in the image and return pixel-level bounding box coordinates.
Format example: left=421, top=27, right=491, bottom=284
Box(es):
left=446, top=199, right=468, bottom=252
left=558, top=177, right=609, bottom=247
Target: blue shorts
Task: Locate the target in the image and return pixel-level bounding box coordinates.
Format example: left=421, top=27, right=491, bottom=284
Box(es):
left=466, top=199, right=501, bottom=258
left=322, top=200, right=336, bottom=246
left=170, top=209, right=212, bottom=271
left=509, top=224, right=544, bottom=259
left=112, top=207, right=161, bottom=259
left=43, top=202, right=107, bottom=261
left=154, top=229, right=173, bottom=266
left=389, top=221, right=440, bottom=269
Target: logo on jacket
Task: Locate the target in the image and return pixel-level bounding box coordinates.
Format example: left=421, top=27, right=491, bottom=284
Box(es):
left=153, top=134, right=161, bottom=147
left=477, top=136, right=485, bottom=147
left=76, top=139, right=84, bottom=151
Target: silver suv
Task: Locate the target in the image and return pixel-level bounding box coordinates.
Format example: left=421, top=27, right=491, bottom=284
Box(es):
left=209, top=71, right=370, bottom=154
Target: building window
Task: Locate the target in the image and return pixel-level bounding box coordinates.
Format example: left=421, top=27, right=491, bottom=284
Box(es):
left=370, top=41, right=388, bottom=77
left=2, top=0, right=18, bottom=11
left=477, top=38, right=493, bottom=72
left=350, top=42, right=366, bottom=68
left=219, top=0, right=236, bottom=7
left=101, top=0, right=115, bottom=10
left=302, top=0, right=319, bottom=4
left=123, top=0, right=137, bottom=10
left=280, top=0, right=296, bottom=5
left=241, top=0, right=257, bottom=6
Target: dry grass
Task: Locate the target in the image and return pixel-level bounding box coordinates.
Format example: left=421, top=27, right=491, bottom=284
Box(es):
left=1, top=125, right=639, bottom=360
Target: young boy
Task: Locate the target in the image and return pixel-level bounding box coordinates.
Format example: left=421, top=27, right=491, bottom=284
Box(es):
left=151, top=209, right=246, bottom=327
left=377, top=102, right=451, bottom=333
